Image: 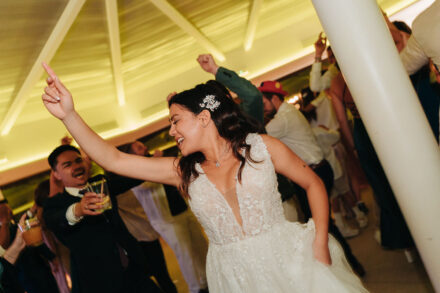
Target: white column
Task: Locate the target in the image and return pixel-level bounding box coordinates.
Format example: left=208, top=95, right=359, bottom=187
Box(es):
left=311, top=0, right=440, bottom=291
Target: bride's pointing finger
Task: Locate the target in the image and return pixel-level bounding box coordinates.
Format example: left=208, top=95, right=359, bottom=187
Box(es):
left=42, top=62, right=57, bottom=80
left=43, top=62, right=65, bottom=92
left=42, top=62, right=71, bottom=99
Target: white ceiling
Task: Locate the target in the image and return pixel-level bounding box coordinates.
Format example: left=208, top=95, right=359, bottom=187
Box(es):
left=0, top=0, right=423, bottom=183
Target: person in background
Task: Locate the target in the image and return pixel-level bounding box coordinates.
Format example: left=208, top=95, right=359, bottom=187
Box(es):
left=309, top=33, right=339, bottom=93
left=0, top=215, right=26, bottom=293
left=309, top=34, right=369, bottom=214
left=392, top=19, right=439, bottom=142
left=15, top=207, right=61, bottom=293
left=34, top=180, right=71, bottom=293
left=42, top=145, right=161, bottom=293
left=197, top=54, right=264, bottom=126
left=301, top=88, right=368, bottom=236
left=106, top=144, right=178, bottom=293
left=0, top=201, right=13, bottom=257
left=117, top=141, right=209, bottom=293
left=259, top=81, right=365, bottom=276
left=1, top=198, right=59, bottom=293
left=399, top=0, right=440, bottom=75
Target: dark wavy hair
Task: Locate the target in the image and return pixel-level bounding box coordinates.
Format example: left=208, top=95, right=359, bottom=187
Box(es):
left=168, top=80, right=260, bottom=196
left=34, top=179, right=50, bottom=207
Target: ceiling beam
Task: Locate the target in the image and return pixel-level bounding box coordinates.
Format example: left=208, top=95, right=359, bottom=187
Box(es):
left=244, top=0, right=263, bottom=52
left=0, top=0, right=86, bottom=136
left=149, top=0, right=226, bottom=62
left=105, top=0, right=126, bottom=106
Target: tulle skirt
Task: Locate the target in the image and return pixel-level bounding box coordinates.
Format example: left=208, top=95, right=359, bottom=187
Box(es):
left=206, top=220, right=369, bottom=293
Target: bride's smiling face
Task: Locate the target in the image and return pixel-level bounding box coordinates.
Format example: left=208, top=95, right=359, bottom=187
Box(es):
left=169, top=104, right=204, bottom=156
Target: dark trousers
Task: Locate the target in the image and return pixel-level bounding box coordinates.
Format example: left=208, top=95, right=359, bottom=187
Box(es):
left=139, top=240, right=177, bottom=293
left=296, top=160, right=334, bottom=219
left=15, top=246, right=60, bottom=293
left=0, top=258, right=25, bottom=293
left=122, top=263, right=163, bottom=293
left=353, top=118, right=414, bottom=249
left=295, top=160, right=362, bottom=269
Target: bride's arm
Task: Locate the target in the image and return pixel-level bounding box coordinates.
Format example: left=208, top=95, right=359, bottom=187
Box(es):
left=261, top=134, right=331, bottom=265
left=41, top=63, right=180, bottom=187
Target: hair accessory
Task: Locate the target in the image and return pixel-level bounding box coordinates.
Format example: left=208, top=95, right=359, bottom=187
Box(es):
left=199, top=95, right=220, bottom=111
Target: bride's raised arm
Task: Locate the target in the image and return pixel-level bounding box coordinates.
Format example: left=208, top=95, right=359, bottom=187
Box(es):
left=41, top=63, right=180, bottom=187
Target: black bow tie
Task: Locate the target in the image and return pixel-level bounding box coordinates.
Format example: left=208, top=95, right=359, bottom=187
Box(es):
left=79, top=188, right=88, bottom=195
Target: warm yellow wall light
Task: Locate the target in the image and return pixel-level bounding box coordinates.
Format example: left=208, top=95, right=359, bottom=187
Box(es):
left=385, top=0, right=426, bottom=15
left=140, top=108, right=169, bottom=126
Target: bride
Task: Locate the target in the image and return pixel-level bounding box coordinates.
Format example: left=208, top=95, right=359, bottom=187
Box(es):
left=41, top=63, right=368, bottom=292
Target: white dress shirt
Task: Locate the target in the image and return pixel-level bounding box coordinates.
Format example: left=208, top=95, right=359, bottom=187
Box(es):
left=266, top=102, right=324, bottom=165
left=400, top=0, right=440, bottom=74
left=65, top=186, right=86, bottom=225
left=310, top=92, right=340, bottom=131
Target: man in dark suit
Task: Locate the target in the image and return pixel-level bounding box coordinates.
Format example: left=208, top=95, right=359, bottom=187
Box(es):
left=43, top=145, right=162, bottom=293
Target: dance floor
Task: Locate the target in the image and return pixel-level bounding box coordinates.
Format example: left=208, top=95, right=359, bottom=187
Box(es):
left=159, top=187, right=435, bottom=293
left=347, top=187, right=434, bottom=293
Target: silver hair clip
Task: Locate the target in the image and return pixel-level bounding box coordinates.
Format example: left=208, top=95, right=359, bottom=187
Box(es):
left=199, top=95, right=220, bottom=111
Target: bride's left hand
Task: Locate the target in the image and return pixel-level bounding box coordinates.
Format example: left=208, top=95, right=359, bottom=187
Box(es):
left=313, top=238, right=332, bottom=265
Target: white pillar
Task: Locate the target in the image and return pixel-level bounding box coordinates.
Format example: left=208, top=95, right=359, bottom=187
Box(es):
left=311, top=0, right=440, bottom=291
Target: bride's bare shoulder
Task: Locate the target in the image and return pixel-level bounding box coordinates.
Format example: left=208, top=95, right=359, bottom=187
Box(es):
left=260, top=134, right=281, bottom=147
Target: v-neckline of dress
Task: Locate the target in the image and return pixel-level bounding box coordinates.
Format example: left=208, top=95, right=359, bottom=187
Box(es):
left=198, top=162, right=245, bottom=233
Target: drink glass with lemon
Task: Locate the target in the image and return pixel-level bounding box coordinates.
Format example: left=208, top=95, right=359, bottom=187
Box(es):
left=87, top=179, right=112, bottom=212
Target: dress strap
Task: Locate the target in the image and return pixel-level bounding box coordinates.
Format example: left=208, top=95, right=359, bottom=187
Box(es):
left=245, top=133, right=270, bottom=162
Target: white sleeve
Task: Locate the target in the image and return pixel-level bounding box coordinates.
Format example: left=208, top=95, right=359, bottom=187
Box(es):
left=309, top=62, right=323, bottom=92
left=310, top=63, right=338, bottom=92
left=400, top=35, right=429, bottom=75
left=66, top=203, right=83, bottom=225
left=266, top=116, right=288, bottom=140
left=311, top=94, right=324, bottom=107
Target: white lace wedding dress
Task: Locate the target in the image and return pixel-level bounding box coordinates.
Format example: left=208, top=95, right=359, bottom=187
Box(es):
left=188, top=134, right=368, bottom=292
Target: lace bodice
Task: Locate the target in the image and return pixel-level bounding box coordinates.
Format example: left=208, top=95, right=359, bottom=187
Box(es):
left=188, top=133, right=286, bottom=245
